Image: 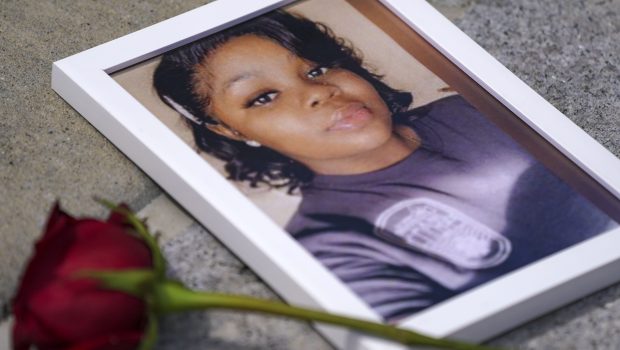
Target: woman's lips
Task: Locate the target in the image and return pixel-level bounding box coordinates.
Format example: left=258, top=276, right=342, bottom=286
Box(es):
left=327, top=103, right=372, bottom=131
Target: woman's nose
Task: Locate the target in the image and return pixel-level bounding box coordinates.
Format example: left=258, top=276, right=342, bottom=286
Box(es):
left=305, top=82, right=340, bottom=108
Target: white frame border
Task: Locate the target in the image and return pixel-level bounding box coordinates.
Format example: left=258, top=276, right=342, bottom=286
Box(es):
left=52, top=0, right=620, bottom=348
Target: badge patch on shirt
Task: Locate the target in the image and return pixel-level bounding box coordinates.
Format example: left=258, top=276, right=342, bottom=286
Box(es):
left=374, top=197, right=511, bottom=269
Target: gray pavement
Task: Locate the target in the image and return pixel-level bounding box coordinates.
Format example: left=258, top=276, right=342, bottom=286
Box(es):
left=1, top=0, right=619, bottom=349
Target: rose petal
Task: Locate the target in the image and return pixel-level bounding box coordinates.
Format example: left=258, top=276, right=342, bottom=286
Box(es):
left=106, top=203, right=132, bottom=227
left=12, top=310, right=64, bottom=350
left=12, top=205, right=153, bottom=350
left=67, top=331, right=143, bottom=350
left=12, top=224, right=76, bottom=310
left=56, top=222, right=152, bottom=277
left=29, top=279, right=146, bottom=343
left=40, top=203, right=76, bottom=243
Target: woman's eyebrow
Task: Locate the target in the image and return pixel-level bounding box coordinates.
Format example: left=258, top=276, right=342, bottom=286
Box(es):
left=221, top=52, right=298, bottom=94
left=223, top=72, right=259, bottom=93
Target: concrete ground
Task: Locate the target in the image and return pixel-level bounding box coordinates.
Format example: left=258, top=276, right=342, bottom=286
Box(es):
left=1, top=0, right=619, bottom=349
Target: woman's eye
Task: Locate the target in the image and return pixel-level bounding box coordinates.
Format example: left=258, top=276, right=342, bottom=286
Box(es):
left=306, top=66, right=329, bottom=79
left=247, top=91, right=278, bottom=107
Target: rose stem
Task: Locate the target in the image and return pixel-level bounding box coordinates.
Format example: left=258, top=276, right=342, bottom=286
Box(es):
left=155, top=281, right=498, bottom=350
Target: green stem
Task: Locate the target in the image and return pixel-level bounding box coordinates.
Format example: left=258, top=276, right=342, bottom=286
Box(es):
left=122, top=211, right=166, bottom=278
left=154, top=281, right=497, bottom=350
left=138, top=312, right=158, bottom=350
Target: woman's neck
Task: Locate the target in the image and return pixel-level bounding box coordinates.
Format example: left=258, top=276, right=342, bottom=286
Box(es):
left=306, top=128, right=420, bottom=176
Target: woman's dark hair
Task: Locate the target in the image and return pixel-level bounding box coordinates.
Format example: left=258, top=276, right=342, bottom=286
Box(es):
left=153, top=10, right=413, bottom=193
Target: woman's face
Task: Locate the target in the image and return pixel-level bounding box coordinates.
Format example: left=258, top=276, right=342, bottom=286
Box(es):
left=193, top=35, right=394, bottom=172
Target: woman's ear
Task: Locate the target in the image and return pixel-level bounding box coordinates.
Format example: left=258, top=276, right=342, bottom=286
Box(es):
left=205, top=123, right=245, bottom=141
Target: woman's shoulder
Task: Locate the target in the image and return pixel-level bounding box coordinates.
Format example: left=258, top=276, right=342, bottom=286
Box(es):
left=408, top=94, right=480, bottom=124
left=402, top=94, right=492, bottom=143
left=425, top=94, right=472, bottom=108
left=405, top=94, right=532, bottom=161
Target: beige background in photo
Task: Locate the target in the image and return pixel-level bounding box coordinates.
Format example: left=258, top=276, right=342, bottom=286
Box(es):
left=112, top=0, right=453, bottom=228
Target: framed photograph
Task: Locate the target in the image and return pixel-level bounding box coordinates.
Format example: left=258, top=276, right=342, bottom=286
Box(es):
left=52, top=0, right=620, bottom=348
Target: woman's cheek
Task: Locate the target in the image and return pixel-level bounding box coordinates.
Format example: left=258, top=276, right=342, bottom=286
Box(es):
left=270, top=123, right=317, bottom=151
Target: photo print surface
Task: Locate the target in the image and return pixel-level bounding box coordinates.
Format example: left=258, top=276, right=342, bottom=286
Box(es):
left=112, top=0, right=619, bottom=323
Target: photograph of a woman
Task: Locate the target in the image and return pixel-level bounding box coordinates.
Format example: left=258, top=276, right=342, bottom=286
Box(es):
left=149, top=8, right=617, bottom=323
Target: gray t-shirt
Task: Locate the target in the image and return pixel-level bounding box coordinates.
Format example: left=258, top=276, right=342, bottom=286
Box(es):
left=285, top=95, right=616, bottom=321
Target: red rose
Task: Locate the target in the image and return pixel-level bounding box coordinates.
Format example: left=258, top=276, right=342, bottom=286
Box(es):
left=12, top=204, right=153, bottom=350
left=10, top=203, right=488, bottom=350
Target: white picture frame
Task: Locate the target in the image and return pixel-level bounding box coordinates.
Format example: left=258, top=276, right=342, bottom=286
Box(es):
left=51, top=0, right=620, bottom=349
